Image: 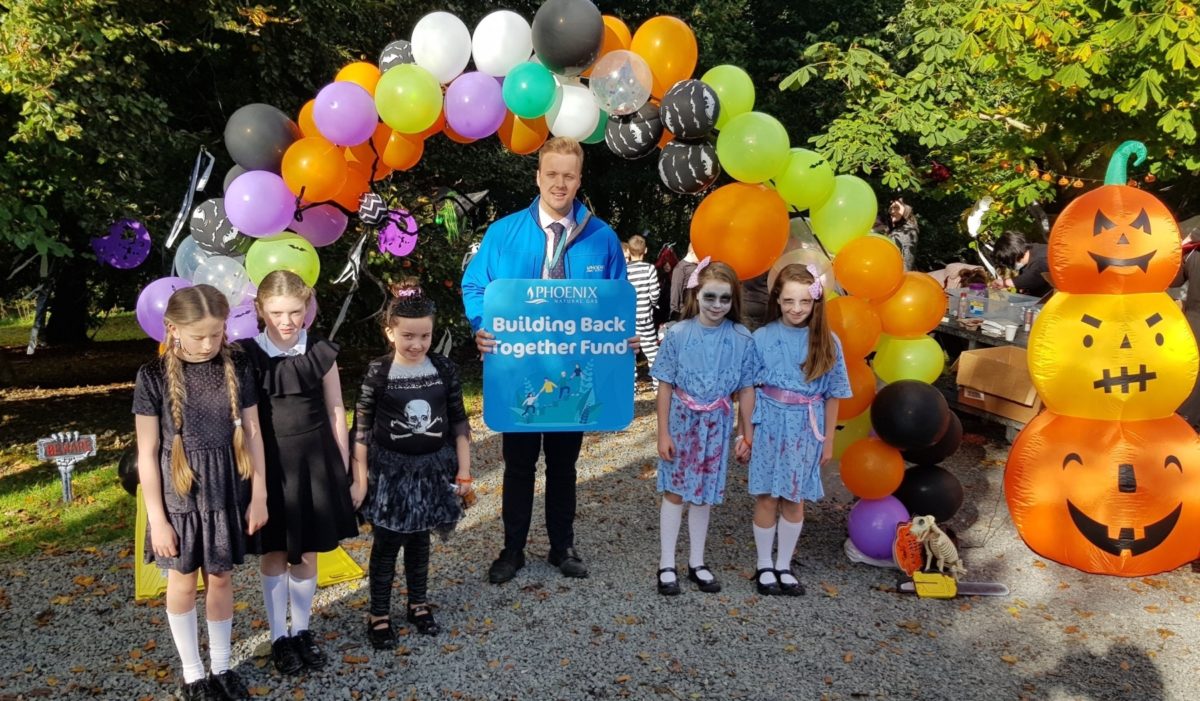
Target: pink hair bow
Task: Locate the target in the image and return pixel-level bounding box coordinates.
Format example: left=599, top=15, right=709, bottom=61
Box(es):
left=806, top=264, right=824, bottom=300
left=686, top=256, right=711, bottom=289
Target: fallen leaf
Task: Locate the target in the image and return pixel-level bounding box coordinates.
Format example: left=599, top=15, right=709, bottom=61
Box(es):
left=73, top=575, right=95, bottom=587
left=292, top=690, right=305, bottom=701
left=1157, top=628, right=1176, bottom=639
left=233, top=601, right=249, bottom=612
left=821, top=582, right=839, bottom=598
left=143, top=640, right=156, bottom=651
left=248, top=686, right=271, bottom=697
left=842, top=652, right=853, bottom=663
left=1032, top=560, right=1046, bottom=569
left=1064, top=626, right=1080, bottom=634
left=1000, top=655, right=1018, bottom=665
left=342, top=655, right=369, bottom=664
left=50, top=595, right=73, bottom=606
left=442, top=644, right=461, bottom=653
left=615, top=675, right=631, bottom=684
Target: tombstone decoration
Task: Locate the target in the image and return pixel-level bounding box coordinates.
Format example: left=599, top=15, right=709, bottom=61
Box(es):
left=605, top=101, right=662, bottom=160
left=92, top=219, right=152, bottom=270
left=190, top=199, right=251, bottom=256
left=659, top=79, right=720, bottom=141
left=36, top=431, right=97, bottom=503
left=379, top=39, right=415, bottom=72
left=378, top=209, right=420, bottom=257
left=658, top=140, right=720, bottom=195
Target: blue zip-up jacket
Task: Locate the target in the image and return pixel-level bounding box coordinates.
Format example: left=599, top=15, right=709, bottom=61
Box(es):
left=461, top=197, right=627, bottom=333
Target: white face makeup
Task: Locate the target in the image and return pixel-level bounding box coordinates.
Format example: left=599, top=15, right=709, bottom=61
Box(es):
left=386, top=316, right=434, bottom=364
left=170, top=316, right=225, bottom=362
left=778, top=280, right=815, bottom=327
left=260, top=294, right=306, bottom=347
left=696, top=280, right=733, bottom=327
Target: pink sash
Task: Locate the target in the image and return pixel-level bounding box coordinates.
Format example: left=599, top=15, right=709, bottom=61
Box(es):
left=760, top=385, right=825, bottom=441
left=673, top=387, right=732, bottom=414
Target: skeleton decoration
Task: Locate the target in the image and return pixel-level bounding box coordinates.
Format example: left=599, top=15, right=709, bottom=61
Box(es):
left=908, top=515, right=966, bottom=579
left=390, top=399, right=444, bottom=440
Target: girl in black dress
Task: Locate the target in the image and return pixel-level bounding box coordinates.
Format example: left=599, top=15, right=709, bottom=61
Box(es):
left=351, top=281, right=473, bottom=650
left=134, top=284, right=268, bottom=701
left=237, top=270, right=358, bottom=675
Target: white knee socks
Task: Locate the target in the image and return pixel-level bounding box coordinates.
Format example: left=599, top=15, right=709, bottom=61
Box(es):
left=261, top=573, right=288, bottom=642
left=288, top=574, right=317, bottom=635
left=207, top=617, right=232, bottom=675
left=753, top=523, right=777, bottom=574
left=687, top=504, right=713, bottom=581
left=167, top=608, right=205, bottom=683
left=775, top=517, right=804, bottom=579
left=659, top=499, right=684, bottom=583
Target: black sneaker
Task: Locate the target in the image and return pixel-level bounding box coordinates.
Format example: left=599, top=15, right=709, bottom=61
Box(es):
left=547, top=547, right=589, bottom=578
left=208, top=670, right=249, bottom=700
left=175, top=677, right=216, bottom=701
left=487, top=549, right=525, bottom=584
left=271, top=635, right=304, bottom=675
left=292, top=629, right=327, bottom=669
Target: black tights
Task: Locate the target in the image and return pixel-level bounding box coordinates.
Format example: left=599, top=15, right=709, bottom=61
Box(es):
left=368, top=526, right=431, bottom=617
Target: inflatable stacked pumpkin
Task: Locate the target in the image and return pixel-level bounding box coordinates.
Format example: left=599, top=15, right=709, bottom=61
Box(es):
left=1006, top=141, right=1200, bottom=576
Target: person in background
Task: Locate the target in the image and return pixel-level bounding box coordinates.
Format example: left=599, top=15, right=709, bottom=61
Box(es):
left=990, top=230, right=1052, bottom=298
left=887, top=199, right=919, bottom=271
left=670, top=244, right=700, bottom=320
left=928, top=263, right=989, bottom=291
left=626, top=234, right=661, bottom=389
left=1175, top=224, right=1200, bottom=428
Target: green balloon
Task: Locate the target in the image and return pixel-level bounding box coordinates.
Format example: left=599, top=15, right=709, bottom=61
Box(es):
left=714, top=111, right=790, bottom=183
left=503, top=62, right=558, bottom=119
left=583, top=109, right=608, bottom=144
left=810, top=175, right=878, bottom=253
left=833, top=411, right=872, bottom=460
left=701, top=65, right=755, bottom=130
left=773, top=148, right=835, bottom=211
left=872, top=334, right=946, bottom=384
left=375, top=64, right=442, bottom=134
left=246, top=233, right=320, bottom=287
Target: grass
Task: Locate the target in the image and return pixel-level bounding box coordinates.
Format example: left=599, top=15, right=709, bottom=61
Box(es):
left=0, top=310, right=145, bottom=347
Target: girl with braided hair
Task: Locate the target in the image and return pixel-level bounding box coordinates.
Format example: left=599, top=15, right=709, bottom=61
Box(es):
left=133, top=284, right=267, bottom=701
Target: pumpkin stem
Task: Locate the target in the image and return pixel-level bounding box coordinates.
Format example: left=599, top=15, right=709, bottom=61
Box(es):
left=1105, top=141, right=1147, bottom=185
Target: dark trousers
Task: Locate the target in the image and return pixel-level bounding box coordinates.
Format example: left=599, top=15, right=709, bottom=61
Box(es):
left=501, top=431, right=584, bottom=554
left=368, top=526, right=430, bottom=616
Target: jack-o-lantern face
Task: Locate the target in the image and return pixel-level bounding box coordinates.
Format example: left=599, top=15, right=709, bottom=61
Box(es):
left=1027, top=291, right=1197, bottom=421
left=1006, top=412, right=1200, bottom=576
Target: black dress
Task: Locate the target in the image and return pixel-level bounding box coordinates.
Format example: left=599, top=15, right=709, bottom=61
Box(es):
left=133, top=353, right=257, bottom=574
left=238, top=337, right=358, bottom=564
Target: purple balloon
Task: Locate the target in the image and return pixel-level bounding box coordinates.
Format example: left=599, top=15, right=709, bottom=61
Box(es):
left=313, top=81, right=378, bottom=146
left=225, top=301, right=260, bottom=341
left=225, top=171, right=296, bottom=237
left=378, top=209, right=419, bottom=256
left=303, top=296, right=318, bottom=329
left=290, top=204, right=349, bottom=247
left=444, top=71, right=507, bottom=139
left=93, top=218, right=151, bottom=270
left=136, top=277, right=193, bottom=342
left=847, top=496, right=910, bottom=560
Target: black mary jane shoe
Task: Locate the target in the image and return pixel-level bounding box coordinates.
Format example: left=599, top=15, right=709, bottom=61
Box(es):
left=208, top=669, right=249, bottom=700
left=775, top=569, right=806, bottom=597
left=292, top=629, right=327, bottom=669
left=175, top=677, right=216, bottom=701
left=687, top=565, right=722, bottom=593
left=657, top=567, right=681, bottom=596
left=406, top=603, right=442, bottom=636
left=270, top=635, right=304, bottom=675
left=755, top=567, right=782, bottom=596
left=366, top=617, right=397, bottom=651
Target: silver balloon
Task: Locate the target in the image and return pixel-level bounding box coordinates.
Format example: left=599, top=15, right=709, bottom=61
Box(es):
left=173, top=236, right=213, bottom=280
left=192, top=255, right=251, bottom=307
left=588, top=50, right=652, bottom=116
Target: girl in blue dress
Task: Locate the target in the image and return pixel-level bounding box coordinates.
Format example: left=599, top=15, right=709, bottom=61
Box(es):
left=746, top=263, right=851, bottom=596
left=651, top=259, right=758, bottom=595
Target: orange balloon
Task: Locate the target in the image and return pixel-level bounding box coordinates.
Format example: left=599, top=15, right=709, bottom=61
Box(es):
left=827, top=296, right=882, bottom=359
left=840, top=437, right=905, bottom=499
left=690, top=184, right=789, bottom=280
left=873, top=272, right=946, bottom=338
left=416, top=109, right=446, bottom=140
left=281, top=136, right=347, bottom=202
left=331, top=161, right=370, bottom=211
left=346, top=124, right=393, bottom=180
left=838, top=357, right=877, bottom=421
left=498, top=112, right=549, bottom=155
left=297, top=100, right=319, bottom=138
left=443, top=121, right=477, bottom=145
left=582, top=15, right=633, bottom=77
left=833, top=235, right=904, bottom=300
left=658, top=127, right=674, bottom=149
left=381, top=130, right=423, bottom=171
left=336, top=61, right=381, bottom=96
left=630, top=16, right=698, bottom=99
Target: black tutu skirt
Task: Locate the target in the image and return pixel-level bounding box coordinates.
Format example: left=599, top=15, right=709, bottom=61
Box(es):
left=361, top=443, right=463, bottom=537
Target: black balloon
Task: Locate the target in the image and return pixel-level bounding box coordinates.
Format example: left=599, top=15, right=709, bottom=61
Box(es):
left=223, top=164, right=246, bottom=193
left=893, top=464, right=964, bottom=523
left=531, top=0, right=604, bottom=77
left=379, top=39, right=414, bottom=72
left=606, top=102, right=662, bottom=160
left=901, top=411, right=963, bottom=465
left=118, top=447, right=139, bottom=497
left=659, top=79, right=720, bottom=140
left=190, top=198, right=250, bottom=256
left=658, top=140, right=720, bottom=195
left=870, top=379, right=950, bottom=450
left=223, top=103, right=300, bottom=172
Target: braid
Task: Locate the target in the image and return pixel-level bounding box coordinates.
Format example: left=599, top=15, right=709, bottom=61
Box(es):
left=221, top=345, right=253, bottom=480
left=162, top=348, right=194, bottom=495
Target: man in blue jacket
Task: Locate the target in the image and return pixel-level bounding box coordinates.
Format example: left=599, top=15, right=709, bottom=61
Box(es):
left=462, top=137, right=627, bottom=584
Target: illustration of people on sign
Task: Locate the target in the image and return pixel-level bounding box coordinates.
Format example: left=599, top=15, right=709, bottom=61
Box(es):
left=512, top=363, right=599, bottom=425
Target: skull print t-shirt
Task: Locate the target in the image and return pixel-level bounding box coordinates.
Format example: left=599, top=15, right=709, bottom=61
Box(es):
left=372, top=358, right=448, bottom=455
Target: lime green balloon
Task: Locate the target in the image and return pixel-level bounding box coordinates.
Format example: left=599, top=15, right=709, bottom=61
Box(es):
left=774, top=148, right=835, bottom=211
left=246, top=233, right=320, bottom=287
left=375, top=64, right=442, bottom=134
left=872, top=334, right=946, bottom=385
left=833, top=410, right=873, bottom=460
left=810, top=174, right=878, bottom=253
left=503, top=62, right=558, bottom=120
left=715, top=111, right=790, bottom=183
left=583, top=109, right=608, bottom=144
left=701, top=65, right=755, bottom=130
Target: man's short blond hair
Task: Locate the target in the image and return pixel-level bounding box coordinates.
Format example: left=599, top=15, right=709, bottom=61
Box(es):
left=538, top=137, right=584, bottom=169
left=627, top=234, right=647, bottom=258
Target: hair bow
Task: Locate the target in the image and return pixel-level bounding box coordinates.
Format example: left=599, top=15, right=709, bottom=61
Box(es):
left=805, top=264, right=824, bottom=300
left=686, top=256, right=712, bottom=290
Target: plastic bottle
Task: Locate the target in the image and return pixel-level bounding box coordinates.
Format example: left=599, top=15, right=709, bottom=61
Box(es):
left=967, top=283, right=987, bottom=317
left=957, top=291, right=968, bottom=319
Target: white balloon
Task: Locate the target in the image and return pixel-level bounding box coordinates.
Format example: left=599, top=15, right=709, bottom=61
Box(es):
left=192, top=255, right=251, bottom=307
left=472, top=11, right=532, bottom=77
left=173, top=236, right=213, bottom=280
left=546, top=83, right=601, bottom=140
left=411, top=11, right=472, bottom=84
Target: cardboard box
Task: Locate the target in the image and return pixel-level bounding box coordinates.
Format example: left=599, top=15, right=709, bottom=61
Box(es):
left=955, top=345, right=1043, bottom=424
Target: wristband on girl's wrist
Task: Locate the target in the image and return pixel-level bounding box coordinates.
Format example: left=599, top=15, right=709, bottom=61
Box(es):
left=455, top=477, right=473, bottom=485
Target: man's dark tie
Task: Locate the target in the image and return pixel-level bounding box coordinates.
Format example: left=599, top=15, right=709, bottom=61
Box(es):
left=547, top=222, right=567, bottom=279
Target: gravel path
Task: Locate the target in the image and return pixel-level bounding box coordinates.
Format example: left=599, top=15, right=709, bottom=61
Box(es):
left=2, top=388, right=1198, bottom=700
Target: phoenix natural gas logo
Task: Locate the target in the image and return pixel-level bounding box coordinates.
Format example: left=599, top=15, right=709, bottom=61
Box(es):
left=525, top=284, right=599, bottom=305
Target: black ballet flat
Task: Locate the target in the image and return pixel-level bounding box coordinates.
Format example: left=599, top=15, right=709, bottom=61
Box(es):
left=657, top=567, right=681, bottom=596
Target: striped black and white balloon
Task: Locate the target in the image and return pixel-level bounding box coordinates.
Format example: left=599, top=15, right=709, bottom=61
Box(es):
left=658, top=140, right=720, bottom=195
left=659, top=80, right=720, bottom=140
left=379, top=40, right=414, bottom=73
left=604, top=101, right=662, bottom=160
